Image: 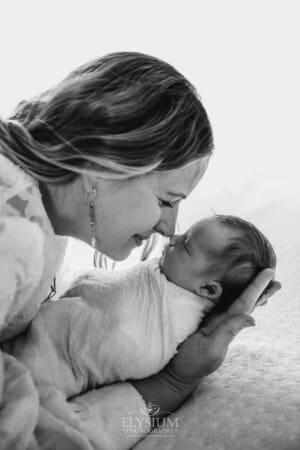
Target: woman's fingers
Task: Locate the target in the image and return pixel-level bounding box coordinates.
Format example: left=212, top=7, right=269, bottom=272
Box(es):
left=214, top=313, right=255, bottom=340
left=266, top=279, right=282, bottom=294
left=198, top=311, right=228, bottom=335
left=256, top=279, right=281, bottom=304
left=260, top=279, right=281, bottom=298
left=199, top=272, right=281, bottom=333
left=228, top=268, right=275, bottom=315
left=256, top=298, right=268, bottom=307
left=198, top=314, right=255, bottom=368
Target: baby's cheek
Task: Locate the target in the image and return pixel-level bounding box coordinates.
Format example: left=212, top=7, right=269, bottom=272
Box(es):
left=161, top=258, right=178, bottom=284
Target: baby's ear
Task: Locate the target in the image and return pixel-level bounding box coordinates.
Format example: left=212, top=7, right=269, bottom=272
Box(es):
left=197, top=281, right=223, bottom=300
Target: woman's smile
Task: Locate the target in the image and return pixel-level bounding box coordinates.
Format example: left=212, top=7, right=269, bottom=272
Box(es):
left=133, top=235, right=144, bottom=246
left=133, top=234, right=148, bottom=247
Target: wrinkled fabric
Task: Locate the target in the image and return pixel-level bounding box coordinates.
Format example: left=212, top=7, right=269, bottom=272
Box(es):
left=0, top=351, right=39, bottom=450
left=0, top=154, right=66, bottom=341
left=4, top=260, right=215, bottom=398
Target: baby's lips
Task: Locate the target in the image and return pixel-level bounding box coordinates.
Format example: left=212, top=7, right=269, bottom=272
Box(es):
left=163, top=242, right=173, bottom=254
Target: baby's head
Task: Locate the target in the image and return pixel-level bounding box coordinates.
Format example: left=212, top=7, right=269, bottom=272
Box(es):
left=160, top=214, right=276, bottom=310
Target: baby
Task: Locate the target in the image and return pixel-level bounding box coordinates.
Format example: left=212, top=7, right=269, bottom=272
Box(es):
left=3, top=214, right=276, bottom=400
left=161, top=214, right=277, bottom=313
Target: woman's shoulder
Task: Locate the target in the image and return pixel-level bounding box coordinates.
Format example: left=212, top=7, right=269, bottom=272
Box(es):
left=0, top=154, right=47, bottom=267
left=0, top=154, right=66, bottom=340
left=0, top=153, right=53, bottom=234
left=0, top=152, right=35, bottom=203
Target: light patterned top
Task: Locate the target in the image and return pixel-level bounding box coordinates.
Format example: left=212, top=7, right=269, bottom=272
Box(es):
left=0, top=152, right=151, bottom=449
left=0, top=152, right=67, bottom=340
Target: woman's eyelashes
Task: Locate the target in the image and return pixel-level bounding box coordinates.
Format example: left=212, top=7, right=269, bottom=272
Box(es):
left=158, top=198, right=174, bottom=208
left=158, top=197, right=182, bottom=209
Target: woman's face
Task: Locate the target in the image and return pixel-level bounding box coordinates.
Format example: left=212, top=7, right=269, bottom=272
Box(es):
left=92, top=157, right=210, bottom=260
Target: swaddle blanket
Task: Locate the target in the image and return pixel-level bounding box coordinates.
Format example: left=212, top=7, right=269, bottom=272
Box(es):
left=4, top=258, right=215, bottom=399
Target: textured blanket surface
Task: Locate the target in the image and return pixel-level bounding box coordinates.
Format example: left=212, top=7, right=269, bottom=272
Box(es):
left=134, top=180, right=300, bottom=450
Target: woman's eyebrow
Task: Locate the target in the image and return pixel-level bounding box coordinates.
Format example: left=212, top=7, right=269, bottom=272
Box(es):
left=166, top=191, right=186, bottom=199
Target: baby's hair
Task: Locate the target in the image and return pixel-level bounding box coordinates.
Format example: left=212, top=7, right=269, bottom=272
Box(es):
left=211, top=214, right=277, bottom=312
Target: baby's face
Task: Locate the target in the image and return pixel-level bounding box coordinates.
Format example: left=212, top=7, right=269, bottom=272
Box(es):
left=160, top=217, right=232, bottom=294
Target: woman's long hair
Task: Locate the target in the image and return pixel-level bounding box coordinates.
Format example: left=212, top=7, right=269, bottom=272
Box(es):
left=0, top=52, right=214, bottom=183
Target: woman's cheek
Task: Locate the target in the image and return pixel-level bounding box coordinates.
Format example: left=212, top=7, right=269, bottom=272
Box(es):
left=144, top=202, right=161, bottom=230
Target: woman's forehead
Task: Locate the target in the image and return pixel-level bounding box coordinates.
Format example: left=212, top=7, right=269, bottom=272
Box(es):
left=154, top=157, right=209, bottom=195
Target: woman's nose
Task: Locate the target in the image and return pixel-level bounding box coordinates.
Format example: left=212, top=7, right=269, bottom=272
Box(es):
left=154, top=205, right=179, bottom=237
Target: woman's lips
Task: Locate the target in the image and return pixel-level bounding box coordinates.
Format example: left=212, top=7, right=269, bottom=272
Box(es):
left=133, top=234, right=152, bottom=246
left=133, top=235, right=143, bottom=246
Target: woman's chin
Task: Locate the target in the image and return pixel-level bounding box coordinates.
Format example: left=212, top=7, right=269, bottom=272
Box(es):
left=105, top=240, right=136, bottom=261
left=107, top=249, right=130, bottom=261
left=102, top=236, right=148, bottom=261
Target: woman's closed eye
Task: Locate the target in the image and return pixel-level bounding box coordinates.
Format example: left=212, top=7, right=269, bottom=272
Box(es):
left=158, top=198, right=174, bottom=208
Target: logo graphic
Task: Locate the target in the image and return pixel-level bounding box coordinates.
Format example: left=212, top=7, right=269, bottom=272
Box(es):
left=122, top=402, right=179, bottom=437
left=140, top=402, right=161, bottom=416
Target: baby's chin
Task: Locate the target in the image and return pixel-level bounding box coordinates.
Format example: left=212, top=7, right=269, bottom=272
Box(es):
left=158, top=255, right=165, bottom=272
left=159, top=248, right=185, bottom=286
left=159, top=245, right=171, bottom=271
left=158, top=255, right=176, bottom=284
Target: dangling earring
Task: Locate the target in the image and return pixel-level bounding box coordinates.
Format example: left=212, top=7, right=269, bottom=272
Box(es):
left=87, top=187, right=100, bottom=267
left=88, top=187, right=97, bottom=248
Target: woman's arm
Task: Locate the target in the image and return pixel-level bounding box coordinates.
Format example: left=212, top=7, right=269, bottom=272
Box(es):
left=69, top=382, right=152, bottom=450
left=61, top=269, right=279, bottom=449
left=0, top=216, right=45, bottom=340
left=131, top=269, right=280, bottom=424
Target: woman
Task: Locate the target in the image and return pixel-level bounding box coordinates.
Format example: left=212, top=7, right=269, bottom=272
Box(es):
left=0, top=52, right=279, bottom=450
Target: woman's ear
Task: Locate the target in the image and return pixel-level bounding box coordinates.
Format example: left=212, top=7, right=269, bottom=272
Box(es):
left=196, top=281, right=223, bottom=300
left=81, top=173, right=95, bottom=194
left=81, top=173, right=101, bottom=203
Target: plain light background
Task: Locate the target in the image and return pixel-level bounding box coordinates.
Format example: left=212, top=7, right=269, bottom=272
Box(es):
left=1, top=1, right=299, bottom=274
left=1, top=5, right=299, bottom=446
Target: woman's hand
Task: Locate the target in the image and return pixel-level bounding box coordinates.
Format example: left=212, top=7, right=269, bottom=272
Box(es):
left=166, top=271, right=281, bottom=386
left=162, top=269, right=281, bottom=388
left=131, top=269, right=281, bottom=419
